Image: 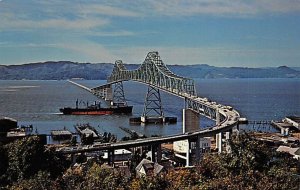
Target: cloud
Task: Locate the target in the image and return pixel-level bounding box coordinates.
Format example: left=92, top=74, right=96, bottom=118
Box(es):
left=110, top=46, right=300, bottom=67
left=88, top=30, right=135, bottom=37
left=55, top=40, right=117, bottom=63
left=0, top=43, right=58, bottom=48
left=0, top=17, right=109, bottom=30
left=0, top=1, right=138, bottom=31
left=135, top=0, right=300, bottom=17
left=78, top=4, right=140, bottom=17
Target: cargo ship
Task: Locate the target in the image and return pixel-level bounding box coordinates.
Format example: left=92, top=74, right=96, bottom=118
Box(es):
left=59, top=100, right=133, bottom=115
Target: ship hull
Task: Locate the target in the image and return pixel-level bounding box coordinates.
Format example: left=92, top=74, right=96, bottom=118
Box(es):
left=60, top=106, right=133, bottom=115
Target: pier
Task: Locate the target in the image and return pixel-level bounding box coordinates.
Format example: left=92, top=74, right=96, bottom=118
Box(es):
left=51, top=130, right=72, bottom=140
left=119, top=127, right=144, bottom=138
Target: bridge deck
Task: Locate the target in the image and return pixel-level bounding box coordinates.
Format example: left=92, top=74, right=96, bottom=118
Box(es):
left=60, top=52, right=241, bottom=154
left=61, top=79, right=240, bottom=154
left=68, top=80, right=91, bottom=92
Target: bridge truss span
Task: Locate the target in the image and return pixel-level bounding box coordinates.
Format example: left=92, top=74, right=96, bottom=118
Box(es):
left=90, top=51, right=240, bottom=132
left=64, top=51, right=242, bottom=160
left=108, top=52, right=196, bottom=97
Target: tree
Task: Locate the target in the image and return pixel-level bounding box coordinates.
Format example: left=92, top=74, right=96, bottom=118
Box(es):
left=9, top=171, right=54, bottom=190
left=3, top=136, right=69, bottom=184
left=0, top=142, right=8, bottom=185
left=197, top=133, right=300, bottom=190
left=83, top=163, right=130, bottom=190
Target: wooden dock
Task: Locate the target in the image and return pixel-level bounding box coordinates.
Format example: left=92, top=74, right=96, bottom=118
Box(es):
left=119, top=127, right=144, bottom=138
left=51, top=130, right=72, bottom=140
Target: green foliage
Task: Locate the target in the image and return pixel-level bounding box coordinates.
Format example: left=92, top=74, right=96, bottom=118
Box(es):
left=57, top=163, right=130, bottom=190
left=0, top=136, right=69, bottom=188
left=9, top=171, right=54, bottom=190
left=84, top=163, right=129, bottom=190
left=197, top=134, right=300, bottom=190
left=130, top=175, right=169, bottom=190
left=4, top=136, right=46, bottom=182
left=1, top=134, right=299, bottom=190
left=0, top=142, right=8, bottom=185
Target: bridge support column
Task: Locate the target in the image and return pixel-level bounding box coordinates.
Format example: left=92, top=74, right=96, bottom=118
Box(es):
left=186, top=139, right=190, bottom=167
left=225, top=131, right=230, bottom=140
left=157, top=144, right=162, bottom=163
left=236, top=123, right=240, bottom=133
left=108, top=149, right=115, bottom=166
left=216, top=132, right=222, bottom=153
left=231, top=124, right=240, bottom=135
left=151, top=145, right=155, bottom=162
left=150, top=144, right=162, bottom=163
left=71, top=153, right=77, bottom=164
left=142, top=86, right=164, bottom=123
left=183, top=108, right=199, bottom=134
left=225, top=131, right=232, bottom=153
left=216, top=109, right=221, bottom=125
left=112, top=82, right=127, bottom=106
left=195, top=135, right=201, bottom=165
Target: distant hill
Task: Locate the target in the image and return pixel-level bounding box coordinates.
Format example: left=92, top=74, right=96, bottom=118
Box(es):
left=0, top=61, right=113, bottom=80
left=0, top=61, right=299, bottom=80
left=170, top=64, right=300, bottom=79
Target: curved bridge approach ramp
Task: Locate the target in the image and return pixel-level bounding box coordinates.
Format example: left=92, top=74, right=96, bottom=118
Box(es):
left=61, top=52, right=241, bottom=156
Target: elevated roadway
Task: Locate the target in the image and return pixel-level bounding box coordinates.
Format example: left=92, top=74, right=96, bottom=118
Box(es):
left=61, top=52, right=241, bottom=155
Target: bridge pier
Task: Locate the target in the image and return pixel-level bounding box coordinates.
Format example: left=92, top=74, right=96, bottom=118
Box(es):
left=112, top=81, right=127, bottom=106
left=216, top=109, right=221, bottom=125
left=183, top=108, right=199, bottom=133
left=195, top=135, right=201, bottom=165
left=108, top=149, right=115, bottom=166
left=231, top=124, right=240, bottom=135
left=186, top=139, right=190, bottom=167
left=141, top=86, right=165, bottom=124
left=225, top=131, right=232, bottom=153
left=71, top=153, right=77, bottom=164
left=150, top=143, right=162, bottom=163
left=216, top=132, right=222, bottom=153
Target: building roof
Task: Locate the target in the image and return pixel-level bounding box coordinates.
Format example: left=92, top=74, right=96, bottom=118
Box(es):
left=51, top=130, right=72, bottom=136
left=153, top=163, right=164, bottom=174
left=276, top=146, right=300, bottom=156
left=136, top=158, right=152, bottom=172
left=135, top=159, right=164, bottom=176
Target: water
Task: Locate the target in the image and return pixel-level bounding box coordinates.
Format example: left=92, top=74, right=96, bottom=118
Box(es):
left=0, top=79, right=299, bottom=138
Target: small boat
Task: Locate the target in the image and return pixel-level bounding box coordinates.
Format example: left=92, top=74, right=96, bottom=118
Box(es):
left=59, top=99, right=133, bottom=115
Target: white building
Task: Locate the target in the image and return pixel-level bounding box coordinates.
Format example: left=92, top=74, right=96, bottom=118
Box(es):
left=102, top=149, right=132, bottom=161
left=173, top=137, right=211, bottom=154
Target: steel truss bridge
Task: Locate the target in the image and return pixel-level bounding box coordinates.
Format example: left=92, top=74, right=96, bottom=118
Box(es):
left=91, top=51, right=239, bottom=123
left=61, top=52, right=241, bottom=164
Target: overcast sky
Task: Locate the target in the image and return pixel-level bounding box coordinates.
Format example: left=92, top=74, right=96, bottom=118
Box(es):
left=0, top=0, right=299, bottom=67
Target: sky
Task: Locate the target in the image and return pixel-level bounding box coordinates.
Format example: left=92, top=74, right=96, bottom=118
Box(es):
left=0, top=0, right=300, bottom=67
